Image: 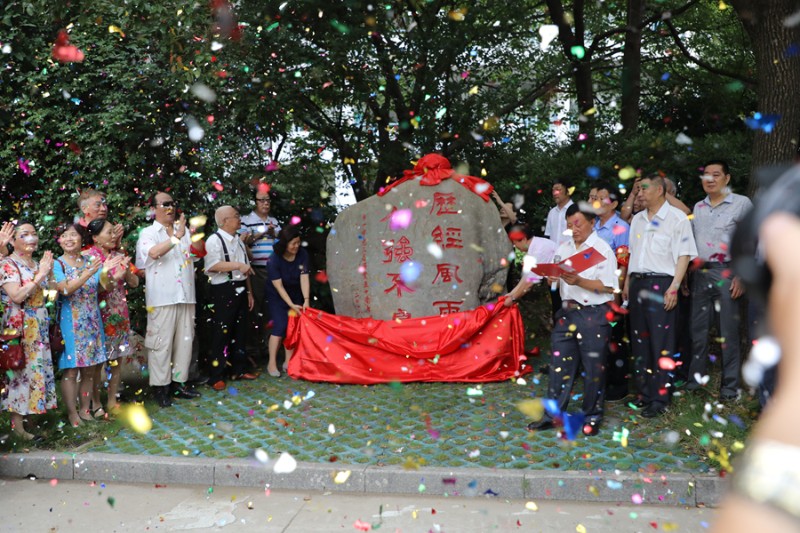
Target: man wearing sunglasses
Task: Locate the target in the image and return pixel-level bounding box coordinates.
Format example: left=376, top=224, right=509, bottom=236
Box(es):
left=135, top=192, right=204, bottom=407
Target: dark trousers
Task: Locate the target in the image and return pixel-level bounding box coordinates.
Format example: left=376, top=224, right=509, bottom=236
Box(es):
left=546, top=304, right=610, bottom=423
left=245, top=266, right=269, bottom=360
left=629, top=275, right=676, bottom=408
left=208, top=280, right=249, bottom=380
left=605, top=315, right=630, bottom=399
left=688, top=265, right=741, bottom=395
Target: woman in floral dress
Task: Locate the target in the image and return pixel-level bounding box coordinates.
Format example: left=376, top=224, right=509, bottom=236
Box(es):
left=53, top=223, right=123, bottom=427
left=0, top=222, right=57, bottom=441
left=86, top=218, right=138, bottom=414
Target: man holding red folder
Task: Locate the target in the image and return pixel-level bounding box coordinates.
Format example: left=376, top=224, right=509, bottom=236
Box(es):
left=526, top=204, right=619, bottom=436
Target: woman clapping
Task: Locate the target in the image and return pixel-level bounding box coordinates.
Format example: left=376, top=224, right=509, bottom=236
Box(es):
left=53, top=223, right=123, bottom=427
left=0, top=222, right=57, bottom=441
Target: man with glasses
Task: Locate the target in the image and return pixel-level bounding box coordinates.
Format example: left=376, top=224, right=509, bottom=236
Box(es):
left=240, top=188, right=281, bottom=365
left=135, top=192, right=204, bottom=407
left=205, top=206, right=256, bottom=390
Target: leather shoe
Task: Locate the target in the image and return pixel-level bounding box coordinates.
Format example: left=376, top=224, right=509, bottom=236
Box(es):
left=629, top=397, right=648, bottom=409
left=232, top=372, right=258, bottom=381
left=171, top=383, right=202, bottom=399
left=582, top=421, right=601, bottom=436
left=719, top=392, right=738, bottom=403
left=210, top=380, right=226, bottom=391
left=526, top=419, right=555, bottom=431
left=152, top=386, right=172, bottom=408
left=641, top=405, right=667, bottom=418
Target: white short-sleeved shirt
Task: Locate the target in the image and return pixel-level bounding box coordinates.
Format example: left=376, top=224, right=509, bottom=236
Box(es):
left=555, top=231, right=618, bottom=306
left=629, top=201, right=698, bottom=276
left=204, top=229, right=250, bottom=285
left=544, top=200, right=574, bottom=246
left=521, top=237, right=558, bottom=284
left=135, top=221, right=197, bottom=308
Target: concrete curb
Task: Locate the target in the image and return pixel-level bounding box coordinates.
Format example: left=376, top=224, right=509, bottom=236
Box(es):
left=0, top=451, right=726, bottom=507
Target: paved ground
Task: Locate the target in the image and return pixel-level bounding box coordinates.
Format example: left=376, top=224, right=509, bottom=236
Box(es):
left=0, top=478, right=716, bottom=532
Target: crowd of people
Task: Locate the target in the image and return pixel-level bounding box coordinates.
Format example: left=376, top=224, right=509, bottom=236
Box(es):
left=503, top=159, right=754, bottom=436
left=0, top=158, right=755, bottom=441
left=0, top=187, right=308, bottom=439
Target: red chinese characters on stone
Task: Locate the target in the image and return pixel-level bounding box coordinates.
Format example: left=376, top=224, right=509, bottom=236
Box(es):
left=432, top=263, right=463, bottom=284
left=384, top=273, right=415, bottom=297
left=382, top=236, right=414, bottom=264
left=392, top=308, right=411, bottom=320
left=429, top=192, right=459, bottom=216
left=431, top=226, right=464, bottom=249
left=432, top=300, right=463, bottom=315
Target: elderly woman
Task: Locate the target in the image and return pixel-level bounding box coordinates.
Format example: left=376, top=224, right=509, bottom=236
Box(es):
left=265, top=225, right=311, bottom=377
left=85, top=218, right=138, bottom=415
left=0, top=222, right=57, bottom=441
left=53, top=223, right=123, bottom=426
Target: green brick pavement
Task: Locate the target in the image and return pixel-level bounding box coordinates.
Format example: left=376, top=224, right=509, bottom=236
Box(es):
left=86, top=375, right=712, bottom=474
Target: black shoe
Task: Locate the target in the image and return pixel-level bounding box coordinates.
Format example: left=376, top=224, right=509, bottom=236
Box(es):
left=582, top=420, right=601, bottom=436
left=171, top=383, right=202, bottom=399
left=153, top=386, right=172, bottom=408
left=605, top=389, right=629, bottom=403
left=526, top=419, right=555, bottom=431
left=628, top=397, right=648, bottom=409
left=719, top=392, right=738, bottom=403
left=641, top=405, right=667, bottom=418
left=188, top=375, right=210, bottom=386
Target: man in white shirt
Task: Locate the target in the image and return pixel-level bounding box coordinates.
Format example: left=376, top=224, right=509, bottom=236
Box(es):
left=527, top=204, right=619, bottom=436
left=240, top=189, right=281, bottom=363
left=136, top=192, right=204, bottom=407
left=205, top=206, right=256, bottom=391
left=688, top=160, right=753, bottom=399
left=623, top=175, right=698, bottom=417
left=544, top=178, right=575, bottom=319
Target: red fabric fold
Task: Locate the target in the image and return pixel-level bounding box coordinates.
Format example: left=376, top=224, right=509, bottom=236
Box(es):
left=284, top=298, right=529, bottom=383
left=377, top=153, right=494, bottom=202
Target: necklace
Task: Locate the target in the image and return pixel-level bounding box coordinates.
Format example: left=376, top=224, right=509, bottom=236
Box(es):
left=10, top=252, right=34, bottom=268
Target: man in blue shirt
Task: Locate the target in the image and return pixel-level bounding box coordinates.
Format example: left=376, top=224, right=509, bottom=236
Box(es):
left=591, top=181, right=631, bottom=401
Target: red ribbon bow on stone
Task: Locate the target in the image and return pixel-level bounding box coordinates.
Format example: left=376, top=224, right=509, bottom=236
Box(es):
left=377, top=153, right=493, bottom=201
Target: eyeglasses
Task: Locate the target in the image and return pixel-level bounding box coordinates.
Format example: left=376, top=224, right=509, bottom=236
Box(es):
left=255, top=198, right=271, bottom=203
left=157, top=201, right=176, bottom=208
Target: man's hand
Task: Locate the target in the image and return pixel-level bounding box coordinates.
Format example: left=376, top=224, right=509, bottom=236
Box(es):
left=664, top=286, right=679, bottom=311
left=238, top=262, right=253, bottom=276
left=247, top=292, right=254, bottom=311
left=560, top=271, right=581, bottom=286
left=175, top=213, right=187, bottom=238
left=730, top=276, right=745, bottom=299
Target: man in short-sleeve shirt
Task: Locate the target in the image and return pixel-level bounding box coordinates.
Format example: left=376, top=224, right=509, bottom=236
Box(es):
left=624, top=176, right=697, bottom=417
left=687, top=160, right=753, bottom=399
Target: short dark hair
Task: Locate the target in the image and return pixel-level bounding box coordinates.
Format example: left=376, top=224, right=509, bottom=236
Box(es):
left=273, top=225, right=302, bottom=257
left=642, top=174, right=666, bottom=196
left=594, top=181, right=620, bottom=203
left=566, top=202, right=596, bottom=222
left=507, top=223, right=535, bottom=240
left=553, top=176, right=574, bottom=191
left=86, top=218, right=109, bottom=237
left=54, top=222, right=92, bottom=246
left=703, top=159, right=730, bottom=176
left=252, top=186, right=275, bottom=202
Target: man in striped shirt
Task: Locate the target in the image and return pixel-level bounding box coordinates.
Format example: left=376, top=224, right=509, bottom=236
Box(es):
left=240, top=188, right=281, bottom=363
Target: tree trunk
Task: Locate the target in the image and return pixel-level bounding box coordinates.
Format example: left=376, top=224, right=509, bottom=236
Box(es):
left=732, top=0, right=800, bottom=195
left=620, top=0, right=645, bottom=134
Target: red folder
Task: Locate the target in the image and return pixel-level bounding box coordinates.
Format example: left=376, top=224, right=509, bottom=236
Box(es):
left=531, top=247, right=605, bottom=277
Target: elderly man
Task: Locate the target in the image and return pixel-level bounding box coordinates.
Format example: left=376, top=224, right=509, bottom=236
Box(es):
left=135, top=192, right=203, bottom=407
left=623, top=175, right=697, bottom=417
left=687, top=160, right=753, bottom=400
left=240, top=188, right=280, bottom=364
left=77, top=189, right=123, bottom=247
left=527, top=204, right=619, bottom=436
left=205, top=205, right=256, bottom=391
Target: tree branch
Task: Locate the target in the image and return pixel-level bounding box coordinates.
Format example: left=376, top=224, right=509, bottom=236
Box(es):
left=664, top=18, right=756, bottom=85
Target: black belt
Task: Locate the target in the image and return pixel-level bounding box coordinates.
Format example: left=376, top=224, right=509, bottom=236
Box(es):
left=630, top=272, right=671, bottom=280
left=703, top=261, right=730, bottom=267
left=562, top=300, right=606, bottom=311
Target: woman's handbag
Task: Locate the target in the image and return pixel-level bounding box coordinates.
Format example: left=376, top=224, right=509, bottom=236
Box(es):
left=0, top=333, right=25, bottom=371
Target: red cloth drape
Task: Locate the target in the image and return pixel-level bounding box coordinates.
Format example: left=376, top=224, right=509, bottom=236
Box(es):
left=284, top=298, right=529, bottom=384
left=377, top=153, right=494, bottom=202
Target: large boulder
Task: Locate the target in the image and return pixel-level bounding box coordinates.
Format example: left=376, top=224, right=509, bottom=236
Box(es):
left=327, top=156, right=511, bottom=320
